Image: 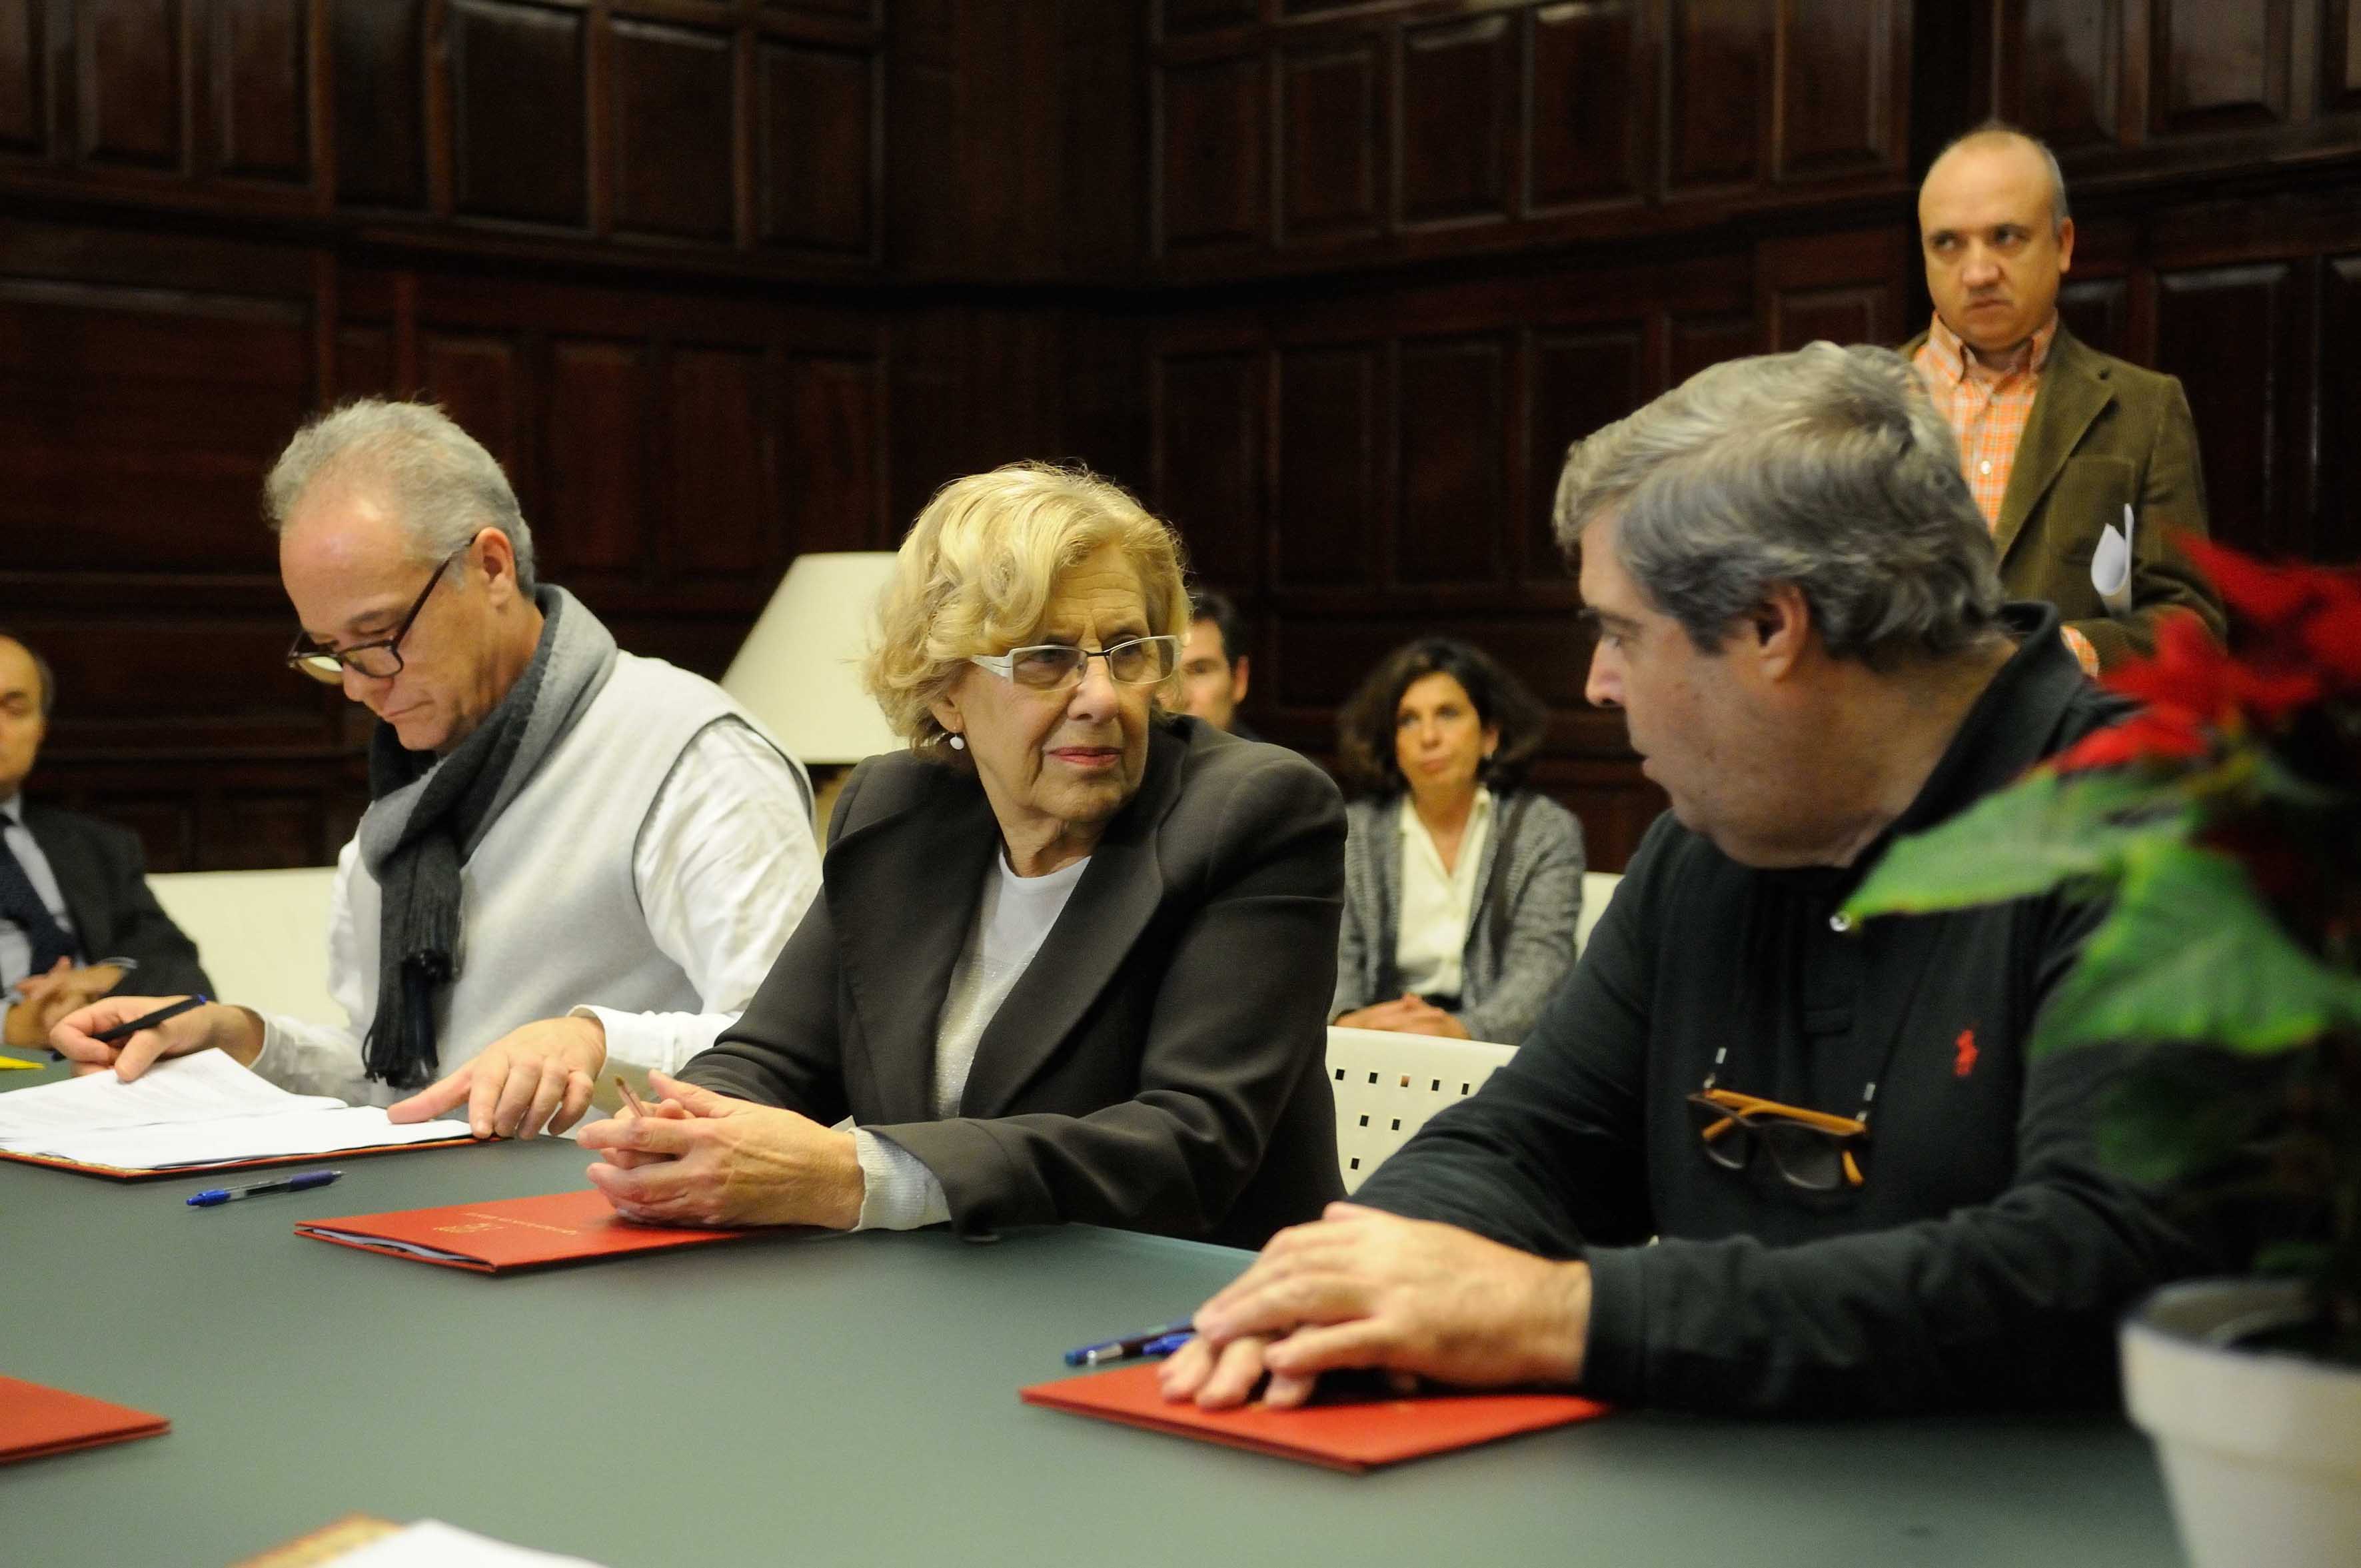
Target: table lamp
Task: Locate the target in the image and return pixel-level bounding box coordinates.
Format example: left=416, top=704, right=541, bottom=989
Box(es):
left=722, top=551, right=902, bottom=824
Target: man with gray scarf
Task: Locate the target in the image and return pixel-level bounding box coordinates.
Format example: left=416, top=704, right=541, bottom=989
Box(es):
left=53, top=402, right=822, bottom=1140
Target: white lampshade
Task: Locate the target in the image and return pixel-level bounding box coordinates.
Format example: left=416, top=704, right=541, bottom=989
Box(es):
left=722, top=552, right=902, bottom=764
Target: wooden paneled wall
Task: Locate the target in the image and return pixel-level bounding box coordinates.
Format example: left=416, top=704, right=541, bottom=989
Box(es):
left=0, top=0, right=2356, bottom=875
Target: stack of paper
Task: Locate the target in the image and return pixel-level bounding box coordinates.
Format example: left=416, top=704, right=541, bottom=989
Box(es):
left=0, top=1052, right=467, bottom=1174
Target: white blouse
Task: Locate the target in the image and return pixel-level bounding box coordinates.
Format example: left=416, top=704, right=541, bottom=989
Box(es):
left=1393, top=788, right=1494, bottom=1000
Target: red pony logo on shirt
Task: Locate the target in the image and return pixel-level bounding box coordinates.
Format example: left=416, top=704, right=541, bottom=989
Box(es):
left=1953, top=1028, right=1979, bottom=1079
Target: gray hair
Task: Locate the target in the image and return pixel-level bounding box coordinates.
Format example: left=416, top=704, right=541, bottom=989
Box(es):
left=1552, top=343, right=2004, bottom=667
left=263, top=400, right=536, bottom=592
left=1931, top=120, right=2070, bottom=235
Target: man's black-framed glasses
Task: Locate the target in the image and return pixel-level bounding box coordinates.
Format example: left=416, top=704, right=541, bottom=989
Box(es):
left=285, top=547, right=466, bottom=684
left=968, top=634, right=1183, bottom=692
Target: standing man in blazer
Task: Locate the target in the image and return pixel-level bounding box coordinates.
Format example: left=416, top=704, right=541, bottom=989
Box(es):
left=1905, top=123, right=2225, bottom=673
left=0, top=633, right=211, bottom=1050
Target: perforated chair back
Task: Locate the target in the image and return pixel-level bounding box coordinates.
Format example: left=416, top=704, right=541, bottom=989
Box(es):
left=1326, top=1026, right=1516, bottom=1191
left=1576, top=870, right=1622, bottom=956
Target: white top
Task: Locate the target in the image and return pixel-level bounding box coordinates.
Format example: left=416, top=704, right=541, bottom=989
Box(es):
left=850, top=850, right=1090, bottom=1231
left=1393, top=788, right=1494, bottom=1000
left=249, top=656, right=822, bottom=1103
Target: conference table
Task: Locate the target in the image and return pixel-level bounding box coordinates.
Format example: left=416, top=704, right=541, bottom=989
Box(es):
left=0, top=1056, right=2188, bottom=1567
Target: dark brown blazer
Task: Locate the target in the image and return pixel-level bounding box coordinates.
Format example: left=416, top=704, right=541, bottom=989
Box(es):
left=686, top=716, right=1346, bottom=1248
left=1903, top=323, right=2227, bottom=669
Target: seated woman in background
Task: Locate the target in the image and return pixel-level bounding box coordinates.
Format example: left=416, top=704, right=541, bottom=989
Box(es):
left=577, top=464, right=1346, bottom=1248
left=1329, top=637, right=1583, bottom=1046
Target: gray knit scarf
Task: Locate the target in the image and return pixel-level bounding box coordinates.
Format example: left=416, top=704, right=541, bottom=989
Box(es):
left=357, top=585, right=618, bottom=1088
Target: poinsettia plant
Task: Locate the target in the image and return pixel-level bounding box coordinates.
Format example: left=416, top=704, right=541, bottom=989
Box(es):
left=1842, top=540, right=2361, bottom=1362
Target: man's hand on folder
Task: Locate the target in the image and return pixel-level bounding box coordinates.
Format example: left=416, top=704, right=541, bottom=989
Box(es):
left=49, top=996, right=263, bottom=1080
left=578, top=1070, right=865, bottom=1231
left=1160, top=1203, right=1592, bottom=1411
left=385, top=1016, right=606, bottom=1140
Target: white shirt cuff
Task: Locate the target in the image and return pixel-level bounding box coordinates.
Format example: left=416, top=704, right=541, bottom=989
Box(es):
left=852, top=1128, right=950, bottom=1231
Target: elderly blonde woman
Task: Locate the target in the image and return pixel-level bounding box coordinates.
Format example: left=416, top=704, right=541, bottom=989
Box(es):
left=578, top=464, right=1347, bottom=1246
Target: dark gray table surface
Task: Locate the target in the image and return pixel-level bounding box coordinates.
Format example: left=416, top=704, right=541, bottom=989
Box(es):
left=0, top=1052, right=2185, bottom=1567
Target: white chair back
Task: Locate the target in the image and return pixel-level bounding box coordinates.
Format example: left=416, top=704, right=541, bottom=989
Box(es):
left=1326, top=1026, right=1515, bottom=1191
left=146, top=867, right=341, bottom=1028
left=1576, top=870, right=1622, bottom=956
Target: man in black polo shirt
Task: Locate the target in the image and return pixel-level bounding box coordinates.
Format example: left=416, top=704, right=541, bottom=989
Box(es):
left=1161, top=343, right=2213, bottom=1416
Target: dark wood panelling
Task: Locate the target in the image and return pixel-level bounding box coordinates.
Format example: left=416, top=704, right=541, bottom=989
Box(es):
left=1275, top=344, right=1379, bottom=588
left=609, top=19, right=734, bottom=243
left=1775, top=0, right=1899, bottom=183
left=2011, top=0, right=2120, bottom=151
left=1396, top=335, right=1507, bottom=584
left=335, top=326, right=395, bottom=398
left=1664, top=0, right=1768, bottom=192
left=667, top=345, right=770, bottom=576
left=213, top=0, right=307, bottom=182
left=449, top=0, right=589, bottom=227
left=2330, top=0, right=2361, bottom=112
left=781, top=354, right=884, bottom=554
left=1527, top=0, right=1644, bottom=212
left=1399, top=14, right=1515, bottom=229
left=1529, top=324, right=1647, bottom=572
left=765, top=0, right=882, bottom=23
left=2150, top=0, right=2290, bottom=134
left=1668, top=310, right=1755, bottom=383
left=1160, top=53, right=1268, bottom=251
left=331, top=0, right=426, bottom=207
left=422, top=333, right=523, bottom=474
left=1163, top=0, right=1259, bottom=35
left=0, top=2, right=40, bottom=153
left=1154, top=347, right=1267, bottom=587
left=758, top=40, right=878, bottom=254
left=2320, top=255, right=2361, bottom=563
left=1759, top=228, right=1907, bottom=349
left=0, top=281, right=307, bottom=574
left=2056, top=273, right=2130, bottom=359
left=1280, top=42, right=1381, bottom=243
left=2154, top=261, right=2304, bottom=558
left=79, top=0, right=184, bottom=170
left=543, top=338, right=648, bottom=574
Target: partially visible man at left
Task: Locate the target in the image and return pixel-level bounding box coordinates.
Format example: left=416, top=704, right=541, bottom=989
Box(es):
left=53, top=401, right=823, bottom=1141
left=0, top=633, right=211, bottom=1050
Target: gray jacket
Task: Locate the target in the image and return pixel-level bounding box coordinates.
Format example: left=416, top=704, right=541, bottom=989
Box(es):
left=1332, top=789, right=1585, bottom=1046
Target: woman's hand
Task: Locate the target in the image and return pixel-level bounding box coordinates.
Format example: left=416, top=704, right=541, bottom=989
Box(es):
left=578, top=1070, right=865, bottom=1229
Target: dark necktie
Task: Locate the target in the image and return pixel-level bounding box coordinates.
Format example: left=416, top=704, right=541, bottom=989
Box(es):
left=0, top=828, right=77, bottom=978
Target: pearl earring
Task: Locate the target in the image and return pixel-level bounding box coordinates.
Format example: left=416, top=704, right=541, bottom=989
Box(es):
left=948, top=734, right=966, bottom=751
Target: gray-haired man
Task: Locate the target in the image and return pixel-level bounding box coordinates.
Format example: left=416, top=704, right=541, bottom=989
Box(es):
left=1160, top=343, right=2214, bottom=1417
left=55, top=401, right=822, bottom=1140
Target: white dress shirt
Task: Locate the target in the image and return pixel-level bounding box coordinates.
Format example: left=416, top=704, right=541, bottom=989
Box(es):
left=1393, top=788, right=1493, bottom=1000
left=851, top=850, right=1090, bottom=1231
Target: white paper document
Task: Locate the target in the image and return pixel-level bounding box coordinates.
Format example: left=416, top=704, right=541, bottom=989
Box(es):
left=0, top=1051, right=466, bottom=1171
left=332, top=1520, right=613, bottom=1568
left=2092, top=502, right=2136, bottom=616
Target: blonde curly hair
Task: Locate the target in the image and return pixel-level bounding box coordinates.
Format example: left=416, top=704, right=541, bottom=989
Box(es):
left=864, top=463, right=1192, bottom=761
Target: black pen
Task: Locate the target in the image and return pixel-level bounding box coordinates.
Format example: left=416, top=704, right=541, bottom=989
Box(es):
left=92, top=995, right=210, bottom=1045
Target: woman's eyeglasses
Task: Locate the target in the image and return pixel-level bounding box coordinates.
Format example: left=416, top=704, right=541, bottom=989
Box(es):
left=969, top=635, right=1181, bottom=692
left=1687, top=1087, right=1868, bottom=1191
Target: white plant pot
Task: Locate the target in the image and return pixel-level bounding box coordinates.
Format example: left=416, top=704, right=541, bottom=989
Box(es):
left=2122, top=1277, right=2361, bottom=1568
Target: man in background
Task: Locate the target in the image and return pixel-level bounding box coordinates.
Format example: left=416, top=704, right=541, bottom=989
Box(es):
left=1180, top=589, right=1261, bottom=740
left=0, top=632, right=209, bottom=1050
left=1908, top=121, right=2224, bottom=672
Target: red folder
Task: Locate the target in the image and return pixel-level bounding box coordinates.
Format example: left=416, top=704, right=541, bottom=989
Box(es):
left=294, top=1187, right=773, bottom=1274
left=0, top=1375, right=170, bottom=1464
left=1020, top=1362, right=1609, bottom=1473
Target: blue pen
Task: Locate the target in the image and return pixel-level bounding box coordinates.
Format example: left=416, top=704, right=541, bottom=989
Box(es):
left=1136, top=1331, right=1193, bottom=1357
left=1062, top=1320, right=1197, bottom=1367
left=187, top=1168, right=342, bottom=1207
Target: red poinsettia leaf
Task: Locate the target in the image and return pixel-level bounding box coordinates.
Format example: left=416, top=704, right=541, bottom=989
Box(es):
left=2182, top=535, right=2324, bottom=624
left=2103, top=612, right=2232, bottom=715
left=2047, top=708, right=2212, bottom=774
left=2296, top=578, right=2361, bottom=688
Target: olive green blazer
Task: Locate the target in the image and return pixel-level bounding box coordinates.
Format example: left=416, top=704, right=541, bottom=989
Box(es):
left=1902, top=323, right=2227, bottom=669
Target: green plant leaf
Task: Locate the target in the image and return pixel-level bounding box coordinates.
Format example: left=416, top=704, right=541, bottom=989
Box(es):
left=2097, top=1044, right=2283, bottom=1184
left=1845, top=770, right=2192, bottom=923
left=2034, top=842, right=2361, bottom=1057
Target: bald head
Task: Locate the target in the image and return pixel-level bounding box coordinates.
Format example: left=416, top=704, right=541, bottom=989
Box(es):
left=1918, top=126, right=2075, bottom=361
